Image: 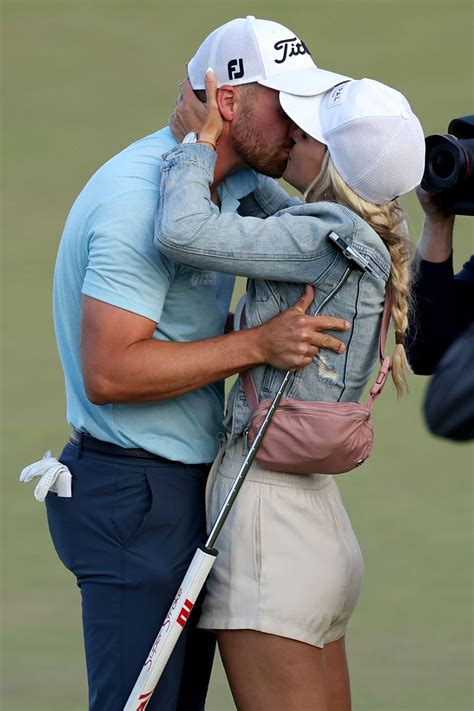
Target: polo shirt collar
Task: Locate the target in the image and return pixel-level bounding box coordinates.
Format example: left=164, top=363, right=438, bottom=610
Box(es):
left=217, top=168, right=258, bottom=213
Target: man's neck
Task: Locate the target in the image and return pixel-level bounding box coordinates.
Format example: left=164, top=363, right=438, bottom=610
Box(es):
left=210, top=136, right=247, bottom=205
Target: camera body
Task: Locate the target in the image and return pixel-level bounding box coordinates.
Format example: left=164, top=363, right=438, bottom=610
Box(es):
left=421, top=115, right=474, bottom=216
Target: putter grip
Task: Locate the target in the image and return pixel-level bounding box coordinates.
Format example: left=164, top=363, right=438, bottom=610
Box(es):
left=123, top=546, right=217, bottom=711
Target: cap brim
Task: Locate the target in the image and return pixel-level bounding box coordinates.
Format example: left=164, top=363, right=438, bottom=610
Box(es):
left=279, top=91, right=327, bottom=143
left=259, top=66, right=351, bottom=96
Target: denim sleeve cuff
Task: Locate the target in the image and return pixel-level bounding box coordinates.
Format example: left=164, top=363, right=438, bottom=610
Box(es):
left=161, top=144, right=217, bottom=180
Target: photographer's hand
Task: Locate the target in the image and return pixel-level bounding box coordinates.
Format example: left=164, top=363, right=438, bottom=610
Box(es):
left=416, top=186, right=455, bottom=263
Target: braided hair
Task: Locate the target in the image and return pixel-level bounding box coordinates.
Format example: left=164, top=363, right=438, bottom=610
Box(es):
left=307, top=153, right=413, bottom=396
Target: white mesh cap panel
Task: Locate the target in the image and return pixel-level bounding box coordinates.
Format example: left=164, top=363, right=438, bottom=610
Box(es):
left=188, top=18, right=264, bottom=88
left=328, top=114, right=425, bottom=204
left=214, top=22, right=264, bottom=84
left=320, top=79, right=425, bottom=203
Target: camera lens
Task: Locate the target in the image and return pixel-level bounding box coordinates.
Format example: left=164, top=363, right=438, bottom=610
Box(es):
left=421, top=134, right=468, bottom=192
left=432, top=149, right=456, bottom=180
left=421, top=116, right=474, bottom=215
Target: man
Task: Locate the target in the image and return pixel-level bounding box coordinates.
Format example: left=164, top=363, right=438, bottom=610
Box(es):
left=45, top=16, right=351, bottom=710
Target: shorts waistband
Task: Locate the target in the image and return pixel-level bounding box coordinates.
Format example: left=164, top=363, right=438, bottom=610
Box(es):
left=219, top=437, right=333, bottom=490
left=69, top=429, right=173, bottom=463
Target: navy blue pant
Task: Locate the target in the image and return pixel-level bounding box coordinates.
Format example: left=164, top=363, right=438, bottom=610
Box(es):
left=46, top=439, right=216, bottom=710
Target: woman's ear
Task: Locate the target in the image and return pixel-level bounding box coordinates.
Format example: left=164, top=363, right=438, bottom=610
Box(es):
left=216, top=85, right=238, bottom=122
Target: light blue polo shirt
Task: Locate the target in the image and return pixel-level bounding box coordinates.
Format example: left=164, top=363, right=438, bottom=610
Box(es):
left=53, top=127, right=257, bottom=463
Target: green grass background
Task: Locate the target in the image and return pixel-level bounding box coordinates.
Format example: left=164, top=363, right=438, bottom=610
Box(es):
left=2, top=1, right=473, bottom=709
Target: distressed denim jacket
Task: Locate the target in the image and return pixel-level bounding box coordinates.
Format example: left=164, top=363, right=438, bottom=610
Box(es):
left=156, top=144, right=391, bottom=443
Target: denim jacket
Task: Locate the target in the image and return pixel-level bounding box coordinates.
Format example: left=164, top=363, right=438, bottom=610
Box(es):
left=156, top=144, right=391, bottom=442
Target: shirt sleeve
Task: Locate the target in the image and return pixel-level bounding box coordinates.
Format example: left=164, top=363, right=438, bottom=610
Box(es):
left=407, top=253, right=474, bottom=374
left=156, top=144, right=367, bottom=285
left=83, top=190, right=176, bottom=323
left=456, top=254, right=474, bottom=284
left=423, top=321, right=474, bottom=441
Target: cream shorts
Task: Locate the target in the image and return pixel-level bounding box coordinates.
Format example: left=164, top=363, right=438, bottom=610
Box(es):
left=198, top=438, right=364, bottom=648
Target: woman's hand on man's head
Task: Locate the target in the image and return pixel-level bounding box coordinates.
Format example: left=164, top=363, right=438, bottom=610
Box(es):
left=169, top=70, right=224, bottom=148
left=197, top=68, right=224, bottom=147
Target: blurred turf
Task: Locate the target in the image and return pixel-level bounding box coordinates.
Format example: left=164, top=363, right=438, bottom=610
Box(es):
left=2, top=1, right=473, bottom=709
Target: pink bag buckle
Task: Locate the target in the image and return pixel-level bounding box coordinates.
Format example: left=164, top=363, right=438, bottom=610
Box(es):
left=369, top=356, right=392, bottom=399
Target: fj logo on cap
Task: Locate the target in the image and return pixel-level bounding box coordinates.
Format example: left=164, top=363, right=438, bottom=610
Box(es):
left=228, top=58, right=244, bottom=80
left=328, top=82, right=348, bottom=107
left=274, top=37, right=311, bottom=65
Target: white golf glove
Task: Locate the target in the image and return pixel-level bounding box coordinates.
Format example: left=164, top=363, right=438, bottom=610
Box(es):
left=19, top=451, right=72, bottom=501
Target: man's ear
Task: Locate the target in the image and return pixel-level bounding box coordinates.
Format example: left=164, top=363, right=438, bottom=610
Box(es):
left=216, top=85, right=239, bottom=122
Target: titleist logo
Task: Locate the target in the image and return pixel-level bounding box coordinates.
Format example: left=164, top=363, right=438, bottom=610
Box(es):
left=274, top=37, right=311, bottom=64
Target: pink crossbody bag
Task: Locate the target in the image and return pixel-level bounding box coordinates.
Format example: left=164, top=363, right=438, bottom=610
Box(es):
left=240, top=295, right=392, bottom=475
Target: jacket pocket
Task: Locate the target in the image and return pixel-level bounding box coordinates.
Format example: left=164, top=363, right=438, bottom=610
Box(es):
left=261, top=365, right=278, bottom=394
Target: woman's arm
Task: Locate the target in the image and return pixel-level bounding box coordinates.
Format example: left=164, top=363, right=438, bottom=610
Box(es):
left=238, top=174, right=302, bottom=219
left=156, top=144, right=358, bottom=283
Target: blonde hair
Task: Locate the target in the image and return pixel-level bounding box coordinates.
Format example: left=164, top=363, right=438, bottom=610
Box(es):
left=307, top=153, right=413, bottom=396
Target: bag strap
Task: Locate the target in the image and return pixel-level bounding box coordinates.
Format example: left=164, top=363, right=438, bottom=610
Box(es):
left=239, top=289, right=393, bottom=414
left=367, top=287, right=392, bottom=410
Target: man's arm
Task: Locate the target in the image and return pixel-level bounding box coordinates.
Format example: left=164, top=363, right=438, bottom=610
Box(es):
left=81, top=289, right=349, bottom=404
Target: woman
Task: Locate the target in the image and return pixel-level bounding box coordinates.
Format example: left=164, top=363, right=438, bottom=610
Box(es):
left=156, top=73, right=425, bottom=710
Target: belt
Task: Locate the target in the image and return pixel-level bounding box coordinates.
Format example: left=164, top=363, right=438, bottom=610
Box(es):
left=69, top=429, right=170, bottom=462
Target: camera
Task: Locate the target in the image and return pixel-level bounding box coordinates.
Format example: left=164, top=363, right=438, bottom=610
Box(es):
left=421, top=115, right=474, bottom=216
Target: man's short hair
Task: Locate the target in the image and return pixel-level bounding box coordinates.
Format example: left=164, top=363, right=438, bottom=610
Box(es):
left=193, top=82, right=257, bottom=104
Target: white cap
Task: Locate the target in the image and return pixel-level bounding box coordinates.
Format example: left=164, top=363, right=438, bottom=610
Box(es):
left=280, top=78, right=426, bottom=204
left=188, top=16, right=350, bottom=96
